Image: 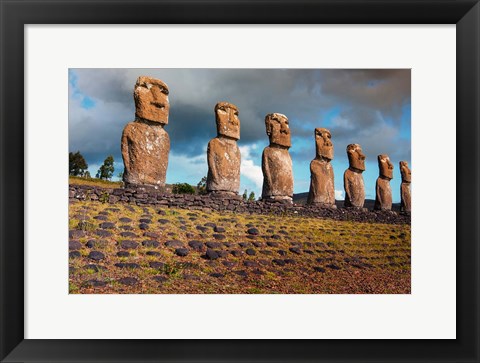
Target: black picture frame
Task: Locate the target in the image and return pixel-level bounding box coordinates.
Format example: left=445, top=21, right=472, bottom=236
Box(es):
left=1, top=1, right=479, bottom=362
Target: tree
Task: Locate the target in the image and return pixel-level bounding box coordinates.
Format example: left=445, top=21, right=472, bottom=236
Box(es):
left=242, top=189, right=248, bottom=200
left=117, top=171, right=124, bottom=180
left=69, top=151, right=88, bottom=176
left=248, top=191, right=255, bottom=201
left=96, top=155, right=115, bottom=180
left=196, top=176, right=207, bottom=195
left=172, top=183, right=195, bottom=195
left=84, top=171, right=91, bottom=179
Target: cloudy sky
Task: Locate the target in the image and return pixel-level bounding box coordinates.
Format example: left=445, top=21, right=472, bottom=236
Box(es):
left=69, top=69, right=411, bottom=202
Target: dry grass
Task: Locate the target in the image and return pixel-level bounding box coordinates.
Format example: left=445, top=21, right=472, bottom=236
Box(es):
left=69, top=200, right=411, bottom=294
left=69, top=176, right=123, bottom=188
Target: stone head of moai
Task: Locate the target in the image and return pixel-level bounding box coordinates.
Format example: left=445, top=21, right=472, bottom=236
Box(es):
left=215, top=102, right=240, bottom=140
left=378, top=154, right=394, bottom=180
left=265, top=113, right=291, bottom=148
left=346, top=144, right=366, bottom=172
left=315, top=128, right=333, bottom=161
left=133, top=76, right=170, bottom=125
left=399, top=161, right=411, bottom=183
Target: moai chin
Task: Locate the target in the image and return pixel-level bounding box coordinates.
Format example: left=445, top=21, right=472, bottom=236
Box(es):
left=343, top=144, right=366, bottom=208
left=121, top=76, right=170, bottom=189
left=399, top=160, right=411, bottom=213
left=206, top=102, right=241, bottom=195
left=261, top=113, right=293, bottom=202
left=307, top=128, right=336, bottom=208
left=374, top=154, right=394, bottom=211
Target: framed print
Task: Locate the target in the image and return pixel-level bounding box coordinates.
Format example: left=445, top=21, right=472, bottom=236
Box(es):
left=1, top=1, right=479, bottom=362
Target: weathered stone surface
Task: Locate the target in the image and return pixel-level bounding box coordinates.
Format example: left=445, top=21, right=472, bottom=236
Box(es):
left=374, top=154, right=394, bottom=211
left=400, top=161, right=411, bottom=213
left=307, top=128, right=335, bottom=206
left=121, top=76, right=170, bottom=189
left=206, top=102, right=241, bottom=195
left=344, top=144, right=366, bottom=208
left=261, top=113, right=293, bottom=202
left=133, top=76, right=169, bottom=124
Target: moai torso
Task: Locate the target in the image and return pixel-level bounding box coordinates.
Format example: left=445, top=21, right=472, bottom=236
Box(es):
left=262, top=146, right=293, bottom=200
left=206, top=137, right=241, bottom=193
left=400, top=161, right=411, bottom=213
left=374, top=154, right=394, bottom=211
left=206, top=102, right=241, bottom=195
left=121, top=76, right=170, bottom=189
left=261, top=113, right=293, bottom=202
left=343, top=144, right=366, bottom=208
left=307, top=128, right=335, bottom=207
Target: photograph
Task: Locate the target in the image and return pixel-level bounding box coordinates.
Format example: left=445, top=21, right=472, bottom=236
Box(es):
left=68, top=68, right=411, bottom=294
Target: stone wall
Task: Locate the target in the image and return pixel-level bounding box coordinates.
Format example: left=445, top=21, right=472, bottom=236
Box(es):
left=69, top=184, right=410, bottom=225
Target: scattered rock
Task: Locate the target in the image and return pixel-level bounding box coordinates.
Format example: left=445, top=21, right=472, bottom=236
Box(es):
left=165, top=240, right=184, bottom=248
left=247, top=227, right=259, bottom=235
left=313, top=266, right=326, bottom=273
left=326, top=263, right=341, bottom=270
left=149, top=261, right=165, bottom=270
left=118, top=277, right=138, bottom=286
left=272, top=259, right=286, bottom=266
left=206, top=242, right=222, bottom=249
left=88, top=251, right=105, bottom=261
left=205, top=249, right=220, bottom=260
left=99, top=222, right=115, bottom=229
left=289, top=247, right=302, bottom=255
left=175, top=248, right=189, bottom=257
left=69, top=251, right=81, bottom=259
left=69, top=230, right=87, bottom=239
left=119, top=217, right=132, bottom=223
left=234, top=270, right=248, bottom=277
left=114, top=262, right=140, bottom=269
left=119, top=231, right=136, bottom=238
left=146, top=251, right=161, bottom=256
left=267, top=241, right=279, bottom=247
left=188, top=240, right=204, bottom=251
left=119, top=240, right=139, bottom=250
left=210, top=272, right=224, bottom=278
left=69, top=240, right=83, bottom=250
left=95, top=229, right=112, bottom=238
left=83, top=279, right=106, bottom=287
left=86, top=239, right=108, bottom=249
left=212, top=234, right=226, bottom=240
left=246, top=248, right=256, bottom=256
left=116, top=251, right=130, bottom=257
left=214, top=226, right=225, bottom=233
left=142, top=240, right=160, bottom=248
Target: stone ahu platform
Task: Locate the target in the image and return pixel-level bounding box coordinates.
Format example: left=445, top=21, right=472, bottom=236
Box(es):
left=69, top=184, right=410, bottom=225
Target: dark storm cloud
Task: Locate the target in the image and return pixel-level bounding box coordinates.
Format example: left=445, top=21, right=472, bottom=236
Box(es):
left=69, top=68, right=410, bottom=167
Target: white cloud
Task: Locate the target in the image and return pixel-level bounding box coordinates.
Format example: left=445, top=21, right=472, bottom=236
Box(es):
left=239, top=144, right=263, bottom=189
left=335, top=189, right=344, bottom=200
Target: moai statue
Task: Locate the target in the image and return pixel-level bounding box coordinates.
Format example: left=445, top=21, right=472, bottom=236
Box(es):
left=374, top=154, right=394, bottom=211
left=206, top=102, right=241, bottom=195
left=307, top=128, right=335, bottom=208
left=261, top=113, right=293, bottom=202
left=399, top=161, right=411, bottom=213
left=121, top=76, right=170, bottom=189
left=343, top=144, right=366, bottom=208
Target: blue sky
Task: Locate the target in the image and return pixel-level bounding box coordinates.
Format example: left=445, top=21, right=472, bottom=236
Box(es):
left=69, top=69, right=411, bottom=202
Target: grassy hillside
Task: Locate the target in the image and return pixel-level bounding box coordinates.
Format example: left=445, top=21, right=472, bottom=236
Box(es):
left=69, top=200, right=411, bottom=294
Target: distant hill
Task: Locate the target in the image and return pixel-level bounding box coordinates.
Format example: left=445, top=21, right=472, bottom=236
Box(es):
left=292, top=192, right=401, bottom=211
